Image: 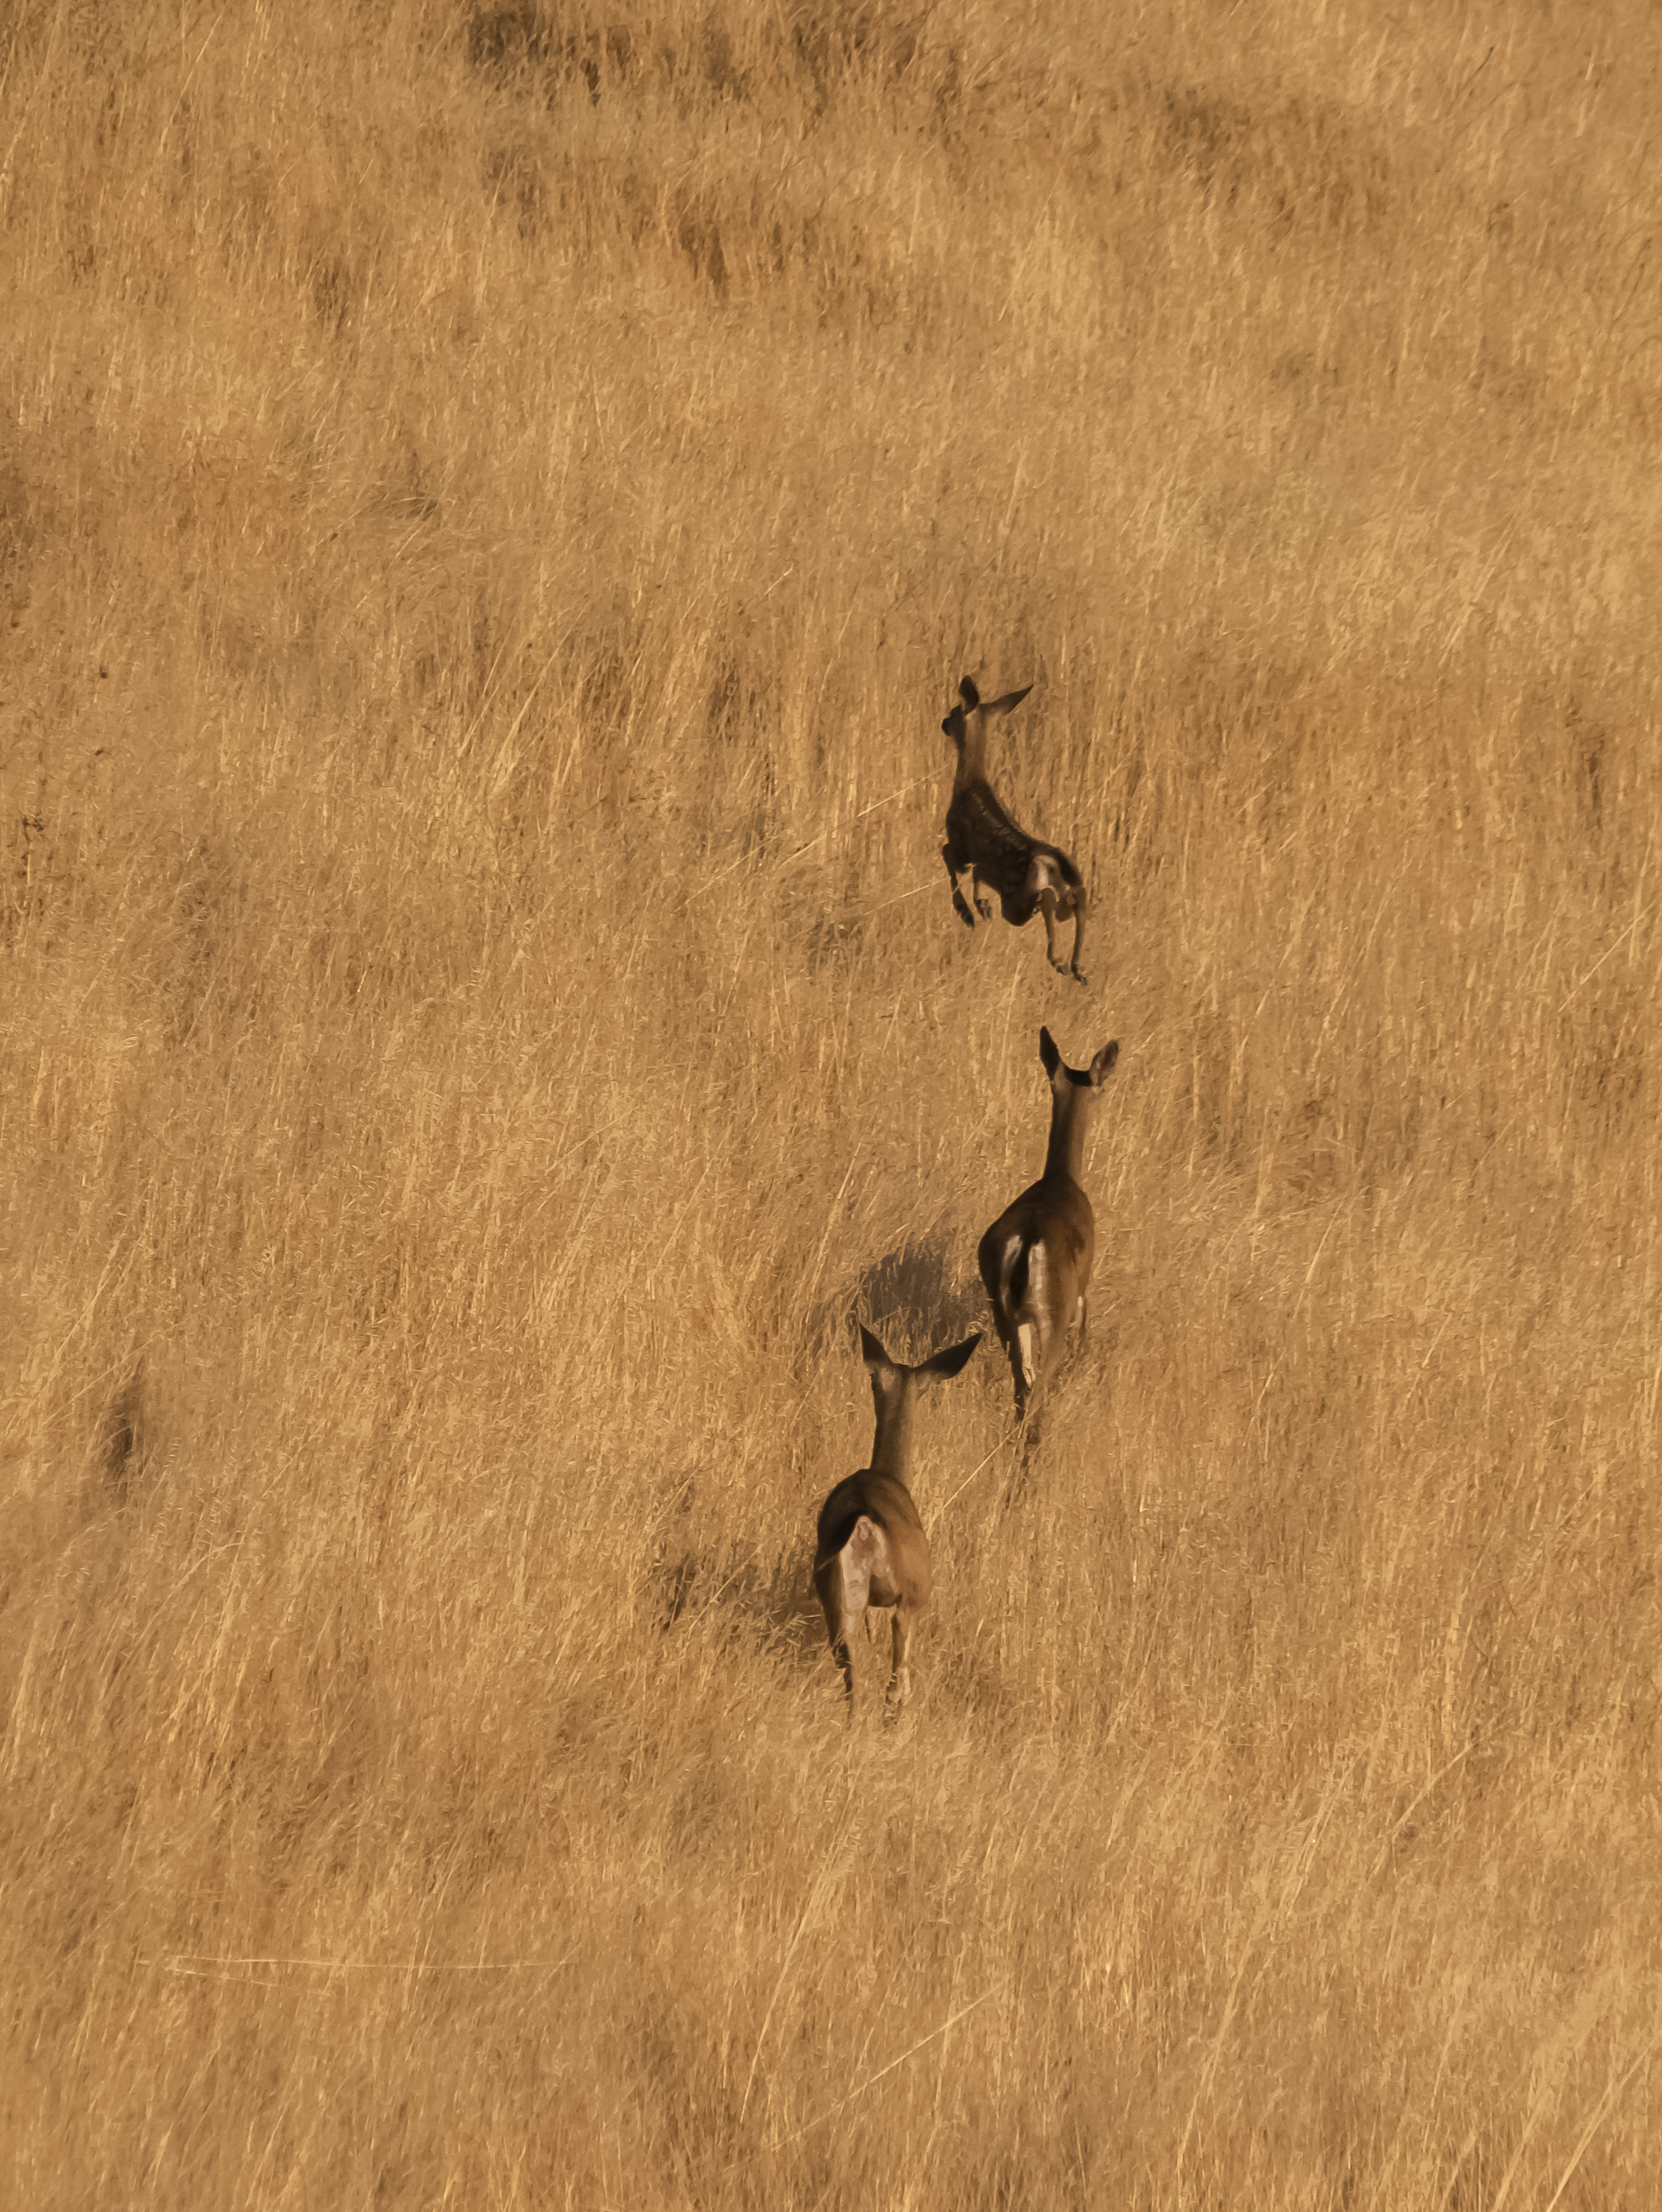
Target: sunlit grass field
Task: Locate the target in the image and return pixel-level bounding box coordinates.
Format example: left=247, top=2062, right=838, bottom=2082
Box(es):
left=4, top=1, right=1660, bottom=2202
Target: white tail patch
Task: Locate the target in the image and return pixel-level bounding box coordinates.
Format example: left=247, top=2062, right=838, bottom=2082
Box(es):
left=1016, top=1321, right=1039, bottom=1390
left=1014, top=1241, right=1044, bottom=1388
left=847, top=1514, right=892, bottom=1600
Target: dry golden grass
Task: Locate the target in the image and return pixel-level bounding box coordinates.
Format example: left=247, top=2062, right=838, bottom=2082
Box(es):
left=3, top=0, right=1661, bottom=2202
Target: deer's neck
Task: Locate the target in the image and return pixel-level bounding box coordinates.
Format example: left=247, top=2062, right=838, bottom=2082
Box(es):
left=867, top=1388, right=917, bottom=1484
left=951, top=733, right=986, bottom=796
left=1042, top=1095, right=1090, bottom=1188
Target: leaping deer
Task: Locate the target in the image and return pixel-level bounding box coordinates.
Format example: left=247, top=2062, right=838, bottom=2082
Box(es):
left=941, top=676, right=1090, bottom=983
left=979, top=1027, right=1118, bottom=1432
left=813, top=1324, right=982, bottom=1713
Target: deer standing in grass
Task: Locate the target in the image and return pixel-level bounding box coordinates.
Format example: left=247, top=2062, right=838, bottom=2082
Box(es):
left=941, top=676, right=1090, bottom=983
left=813, top=1324, right=981, bottom=1713
left=979, top=1028, right=1119, bottom=1434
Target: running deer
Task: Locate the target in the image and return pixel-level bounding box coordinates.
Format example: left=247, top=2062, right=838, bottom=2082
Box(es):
left=979, top=1027, right=1119, bottom=1431
left=813, top=1324, right=982, bottom=1712
left=941, top=676, right=1089, bottom=983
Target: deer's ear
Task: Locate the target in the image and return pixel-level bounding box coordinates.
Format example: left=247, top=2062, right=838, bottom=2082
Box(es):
left=1090, top=1040, right=1120, bottom=1086
left=858, top=1323, right=891, bottom=1371
left=922, top=1332, right=982, bottom=1382
left=958, top=675, right=980, bottom=709
left=988, top=684, right=1033, bottom=716
left=1039, top=1027, right=1061, bottom=1078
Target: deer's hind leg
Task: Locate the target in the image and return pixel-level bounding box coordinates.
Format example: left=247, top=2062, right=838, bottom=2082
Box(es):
left=1005, top=1331, right=1031, bottom=1424
left=1000, top=1366, right=1046, bottom=1503
left=943, top=843, right=976, bottom=929
left=886, top=1599, right=923, bottom=1711
left=1028, top=858, right=1088, bottom=984
left=814, top=1538, right=873, bottom=1711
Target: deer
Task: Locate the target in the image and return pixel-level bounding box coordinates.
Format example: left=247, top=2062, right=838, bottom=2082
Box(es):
left=941, top=675, right=1090, bottom=984
left=812, top=1324, right=982, bottom=1713
left=978, top=1027, right=1119, bottom=1437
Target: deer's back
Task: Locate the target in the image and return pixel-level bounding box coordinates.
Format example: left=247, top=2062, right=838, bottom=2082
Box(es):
left=948, top=782, right=1081, bottom=892
left=978, top=1177, right=1095, bottom=1299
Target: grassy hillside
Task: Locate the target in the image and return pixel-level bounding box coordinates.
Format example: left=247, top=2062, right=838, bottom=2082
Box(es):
left=3, top=1, right=1660, bottom=2203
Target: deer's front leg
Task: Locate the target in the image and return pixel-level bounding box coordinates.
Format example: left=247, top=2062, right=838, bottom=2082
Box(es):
left=943, top=844, right=975, bottom=928
left=1036, top=889, right=1090, bottom=985
left=1038, top=887, right=1064, bottom=969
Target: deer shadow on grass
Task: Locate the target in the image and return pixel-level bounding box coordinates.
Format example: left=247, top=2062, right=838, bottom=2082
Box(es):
left=646, top=1458, right=823, bottom=1656
left=648, top=1516, right=828, bottom=1694
left=100, top=1369, right=154, bottom=1502
left=804, top=1228, right=982, bottom=1368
